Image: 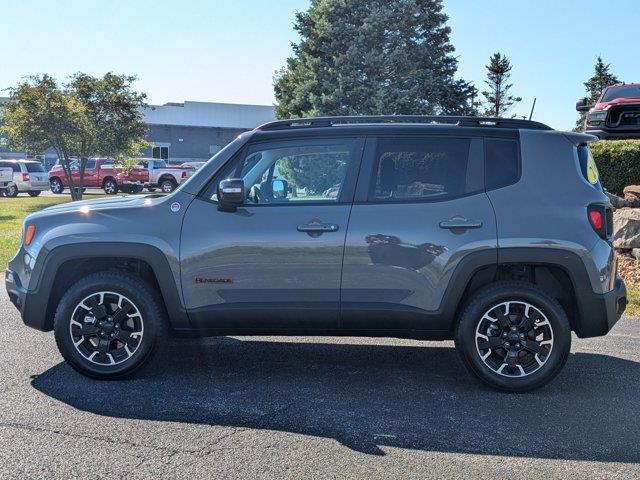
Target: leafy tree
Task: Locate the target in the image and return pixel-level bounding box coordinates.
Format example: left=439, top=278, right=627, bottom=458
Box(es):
left=481, top=52, right=521, bottom=118
left=574, top=56, right=620, bottom=131
left=1, top=73, right=148, bottom=200
left=274, top=0, right=475, bottom=119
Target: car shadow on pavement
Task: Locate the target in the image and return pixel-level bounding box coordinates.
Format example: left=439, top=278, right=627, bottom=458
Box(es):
left=31, top=337, right=640, bottom=462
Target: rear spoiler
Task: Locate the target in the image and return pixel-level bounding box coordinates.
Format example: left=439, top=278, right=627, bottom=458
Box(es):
left=563, top=132, right=599, bottom=146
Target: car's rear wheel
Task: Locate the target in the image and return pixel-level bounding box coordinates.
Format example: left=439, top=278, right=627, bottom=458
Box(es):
left=50, top=178, right=64, bottom=194
left=5, top=185, right=19, bottom=197
left=53, top=272, right=167, bottom=379
left=103, top=178, right=118, bottom=195
left=159, top=178, right=176, bottom=193
left=28, top=191, right=41, bottom=197
left=455, top=281, right=571, bottom=392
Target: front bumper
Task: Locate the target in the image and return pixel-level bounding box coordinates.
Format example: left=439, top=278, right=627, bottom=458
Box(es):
left=576, top=276, right=627, bottom=338
left=585, top=127, right=640, bottom=140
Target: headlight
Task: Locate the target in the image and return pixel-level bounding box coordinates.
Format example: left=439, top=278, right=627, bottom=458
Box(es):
left=587, top=111, right=607, bottom=124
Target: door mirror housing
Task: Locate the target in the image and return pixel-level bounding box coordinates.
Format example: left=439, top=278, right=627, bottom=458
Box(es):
left=576, top=97, right=593, bottom=112
left=218, top=178, right=245, bottom=211
left=271, top=179, right=288, bottom=199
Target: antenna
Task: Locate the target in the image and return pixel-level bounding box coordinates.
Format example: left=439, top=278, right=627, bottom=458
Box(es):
left=529, top=98, right=537, bottom=120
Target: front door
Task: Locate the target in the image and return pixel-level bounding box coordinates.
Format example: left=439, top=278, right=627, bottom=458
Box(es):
left=341, top=135, right=497, bottom=331
left=180, top=136, right=364, bottom=331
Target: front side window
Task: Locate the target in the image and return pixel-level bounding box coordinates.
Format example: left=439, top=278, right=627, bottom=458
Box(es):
left=370, top=137, right=472, bottom=201
left=209, top=138, right=359, bottom=204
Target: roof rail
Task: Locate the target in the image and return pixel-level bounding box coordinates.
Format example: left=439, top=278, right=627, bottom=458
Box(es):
left=256, top=115, right=552, bottom=131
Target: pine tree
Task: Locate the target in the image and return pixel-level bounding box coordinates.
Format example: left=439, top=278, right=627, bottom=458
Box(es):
left=481, top=52, right=521, bottom=118
left=575, top=56, right=620, bottom=131
left=273, top=0, right=475, bottom=119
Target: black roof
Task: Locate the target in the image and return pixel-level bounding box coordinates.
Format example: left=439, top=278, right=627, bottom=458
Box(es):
left=256, top=115, right=552, bottom=132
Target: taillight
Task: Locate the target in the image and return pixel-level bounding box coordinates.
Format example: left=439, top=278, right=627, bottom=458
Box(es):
left=22, top=173, right=30, bottom=182
left=24, top=225, right=36, bottom=246
left=588, top=204, right=610, bottom=239
left=181, top=171, right=187, bottom=178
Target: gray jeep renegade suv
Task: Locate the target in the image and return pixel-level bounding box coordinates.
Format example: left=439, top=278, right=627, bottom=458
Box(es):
left=5, top=116, right=627, bottom=392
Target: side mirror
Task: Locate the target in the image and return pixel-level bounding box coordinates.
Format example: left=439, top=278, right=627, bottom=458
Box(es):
left=271, top=179, right=288, bottom=199
left=218, top=178, right=244, bottom=211
left=576, top=97, right=593, bottom=112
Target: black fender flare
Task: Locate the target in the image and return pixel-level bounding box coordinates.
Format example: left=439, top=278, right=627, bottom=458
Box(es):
left=25, top=242, right=189, bottom=331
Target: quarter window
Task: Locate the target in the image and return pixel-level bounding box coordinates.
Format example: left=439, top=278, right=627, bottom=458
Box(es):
left=370, top=137, right=472, bottom=201
left=485, top=139, right=520, bottom=190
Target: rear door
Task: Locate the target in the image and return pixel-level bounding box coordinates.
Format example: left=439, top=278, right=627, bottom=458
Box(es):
left=180, top=135, right=364, bottom=330
left=341, top=134, right=497, bottom=332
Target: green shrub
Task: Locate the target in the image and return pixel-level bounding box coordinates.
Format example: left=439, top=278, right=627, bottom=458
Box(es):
left=591, top=140, right=640, bottom=195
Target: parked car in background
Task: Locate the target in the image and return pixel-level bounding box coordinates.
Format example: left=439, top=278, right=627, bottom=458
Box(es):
left=135, top=158, right=189, bottom=193
left=180, top=162, right=206, bottom=180
left=0, top=166, right=13, bottom=193
left=0, top=159, right=49, bottom=197
left=48, top=158, right=146, bottom=195
left=577, top=83, right=640, bottom=139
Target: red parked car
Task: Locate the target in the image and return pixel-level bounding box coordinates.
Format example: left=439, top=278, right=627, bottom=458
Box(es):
left=48, top=158, right=147, bottom=194
left=576, top=83, right=640, bottom=139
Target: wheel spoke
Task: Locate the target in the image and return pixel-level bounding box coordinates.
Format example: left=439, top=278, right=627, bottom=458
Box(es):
left=521, top=339, right=542, bottom=354
left=112, top=304, right=133, bottom=324
left=86, top=296, right=108, bottom=320
left=115, top=329, right=132, bottom=344
left=97, top=338, right=110, bottom=361
left=78, top=324, right=99, bottom=336
left=494, top=310, right=511, bottom=330
left=478, top=336, right=503, bottom=351
left=519, top=310, right=540, bottom=332
left=505, top=350, right=519, bottom=369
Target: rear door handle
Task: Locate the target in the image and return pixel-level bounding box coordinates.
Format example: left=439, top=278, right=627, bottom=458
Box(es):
left=439, top=218, right=483, bottom=230
left=297, top=223, right=339, bottom=233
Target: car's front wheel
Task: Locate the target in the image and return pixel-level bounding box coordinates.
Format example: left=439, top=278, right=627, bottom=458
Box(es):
left=103, top=178, right=118, bottom=195
left=159, top=178, right=176, bottom=193
left=53, top=272, right=167, bottom=379
left=455, top=281, right=571, bottom=392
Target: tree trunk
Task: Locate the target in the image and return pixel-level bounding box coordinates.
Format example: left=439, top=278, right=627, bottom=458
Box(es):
left=78, top=157, right=86, bottom=201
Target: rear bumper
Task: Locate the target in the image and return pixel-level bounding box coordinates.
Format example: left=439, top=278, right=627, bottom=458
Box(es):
left=575, top=276, right=627, bottom=338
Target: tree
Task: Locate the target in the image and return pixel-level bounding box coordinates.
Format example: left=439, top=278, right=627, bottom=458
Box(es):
left=1, top=73, right=148, bottom=200
left=481, top=52, right=521, bottom=118
left=274, top=0, right=475, bottom=119
left=574, top=56, right=620, bottom=131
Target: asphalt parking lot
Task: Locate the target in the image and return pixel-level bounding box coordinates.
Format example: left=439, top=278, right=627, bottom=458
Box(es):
left=0, top=289, right=639, bottom=479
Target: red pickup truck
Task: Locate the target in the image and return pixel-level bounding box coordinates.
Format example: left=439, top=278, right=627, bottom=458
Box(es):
left=48, top=158, right=147, bottom=194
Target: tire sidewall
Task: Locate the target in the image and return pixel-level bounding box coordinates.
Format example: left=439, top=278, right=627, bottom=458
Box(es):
left=456, top=284, right=571, bottom=392
left=160, top=180, right=175, bottom=193
left=103, top=179, right=118, bottom=194
left=50, top=179, right=63, bottom=194
left=6, top=185, right=18, bottom=197
left=54, top=274, right=161, bottom=378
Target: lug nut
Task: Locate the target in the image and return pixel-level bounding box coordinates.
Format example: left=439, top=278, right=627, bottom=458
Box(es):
left=519, top=333, right=525, bottom=339
left=502, top=332, right=508, bottom=338
left=505, top=342, right=510, bottom=348
left=515, top=343, right=521, bottom=348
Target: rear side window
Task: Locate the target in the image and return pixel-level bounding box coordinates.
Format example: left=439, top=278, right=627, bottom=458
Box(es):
left=0, top=162, right=21, bottom=172
left=577, top=144, right=602, bottom=190
left=25, top=163, right=45, bottom=173
left=370, top=137, right=473, bottom=202
left=485, top=139, right=520, bottom=190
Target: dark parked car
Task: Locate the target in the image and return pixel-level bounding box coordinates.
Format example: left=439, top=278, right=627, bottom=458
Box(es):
left=6, top=116, right=626, bottom=392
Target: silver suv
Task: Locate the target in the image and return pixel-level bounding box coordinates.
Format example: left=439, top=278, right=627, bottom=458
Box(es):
left=0, top=159, right=50, bottom=197
left=5, top=116, right=627, bottom=392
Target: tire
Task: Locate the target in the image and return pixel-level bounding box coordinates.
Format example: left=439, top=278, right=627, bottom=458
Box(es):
left=28, top=191, right=41, bottom=197
left=147, top=187, right=157, bottom=192
left=103, top=178, right=118, bottom=195
left=53, top=272, right=167, bottom=379
left=50, top=178, right=64, bottom=194
left=454, top=281, right=571, bottom=392
left=5, top=184, right=19, bottom=197
left=159, top=178, right=176, bottom=193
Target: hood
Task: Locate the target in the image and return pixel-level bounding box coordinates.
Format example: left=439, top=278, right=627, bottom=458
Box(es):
left=27, top=194, right=163, bottom=219
left=594, top=97, right=640, bottom=110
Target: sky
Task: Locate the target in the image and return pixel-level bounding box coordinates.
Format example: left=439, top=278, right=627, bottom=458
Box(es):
left=1, top=0, right=639, bottom=131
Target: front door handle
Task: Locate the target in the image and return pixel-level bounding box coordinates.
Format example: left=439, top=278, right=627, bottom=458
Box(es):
left=439, top=218, right=483, bottom=230
left=297, top=223, right=339, bottom=233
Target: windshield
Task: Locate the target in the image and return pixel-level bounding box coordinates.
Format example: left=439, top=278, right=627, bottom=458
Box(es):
left=602, top=85, right=640, bottom=102
left=25, top=162, right=45, bottom=173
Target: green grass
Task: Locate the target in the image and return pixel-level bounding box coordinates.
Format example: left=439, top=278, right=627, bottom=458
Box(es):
left=626, top=285, right=640, bottom=317
left=0, top=193, right=106, bottom=266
